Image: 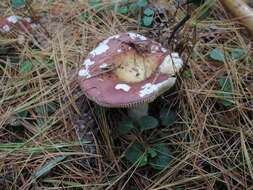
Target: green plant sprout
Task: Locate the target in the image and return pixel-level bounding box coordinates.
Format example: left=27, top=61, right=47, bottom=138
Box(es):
left=118, top=109, right=176, bottom=170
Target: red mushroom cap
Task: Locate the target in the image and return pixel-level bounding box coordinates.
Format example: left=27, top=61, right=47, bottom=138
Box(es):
left=78, top=32, right=183, bottom=107
left=0, top=15, right=37, bottom=33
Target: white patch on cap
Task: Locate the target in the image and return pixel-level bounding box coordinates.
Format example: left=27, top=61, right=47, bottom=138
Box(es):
left=117, top=49, right=122, bottom=53
left=108, top=34, right=120, bottom=40
left=99, top=63, right=108, bottom=69
left=79, top=59, right=95, bottom=78
left=115, top=84, right=131, bottom=92
left=89, top=34, right=120, bottom=57
left=83, top=59, right=95, bottom=66
left=139, top=78, right=176, bottom=97
left=79, top=69, right=91, bottom=78
left=139, top=83, right=156, bottom=97
left=128, top=32, right=147, bottom=41
left=7, top=15, right=19, bottom=24
left=2, top=25, right=10, bottom=32
left=161, top=48, right=167, bottom=53
left=90, top=42, right=109, bottom=57
left=159, top=52, right=183, bottom=75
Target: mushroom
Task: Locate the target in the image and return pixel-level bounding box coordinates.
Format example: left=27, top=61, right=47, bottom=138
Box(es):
left=0, top=15, right=38, bottom=33
left=78, top=32, right=183, bottom=120
left=0, top=15, right=41, bottom=46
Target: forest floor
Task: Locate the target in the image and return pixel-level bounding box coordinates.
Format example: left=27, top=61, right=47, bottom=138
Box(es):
left=0, top=0, right=253, bottom=189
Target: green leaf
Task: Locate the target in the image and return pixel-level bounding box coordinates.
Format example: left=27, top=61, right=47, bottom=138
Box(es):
left=32, top=52, right=55, bottom=70
left=138, top=116, right=159, bottom=131
left=11, top=0, right=26, bottom=9
left=189, top=0, right=212, bottom=20
left=143, top=16, right=153, bottom=27
left=88, top=0, right=102, bottom=9
left=209, top=48, right=225, bottom=62
left=117, top=119, right=134, bottom=135
left=136, top=0, right=148, bottom=7
left=16, top=110, right=28, bottom=118
left=19, top=60, right=33, bottom=73
left=182, top=70, right=192, bottom=78
left=144, top=8, right=154, bottom=16
left=125, top=143, right=148, bottom=167
left=80, top=12, right=90, bottom=21
left=32, top=156, right=66, bottom=179
left=149, top=144, right=172, bottom=170
left=230, top=48, right=246, bottom=60
left=129, top=3, right=139, bottom=14
left=216, top=78, right=234, bottom=107
left=35, top=106, right=47, bottom=116
left=147, top=148, right=157, bottom=158
left=160, top=109, right=177, bottom=127
left=216, top=92, right=233, bottom=107
left=200, top=9, right=210, bottom=19
left=118, top=6, right=129, bottom=14
left=218, top=78, right=232, bottom=92
left=34, top=102, right=58, bottom=116
left=120, top=0, right=129, bottom=4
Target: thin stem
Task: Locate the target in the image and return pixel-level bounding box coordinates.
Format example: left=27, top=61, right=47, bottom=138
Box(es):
left=127, top=103, right=149, bottom=121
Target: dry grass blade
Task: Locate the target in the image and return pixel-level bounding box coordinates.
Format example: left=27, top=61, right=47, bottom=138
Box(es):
left=151, top=173, right=220, bottom=190
left=240, top=130, right=253, bottom=181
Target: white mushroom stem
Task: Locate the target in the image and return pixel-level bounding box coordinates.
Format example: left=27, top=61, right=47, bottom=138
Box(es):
left=127, top=103, right=149, bottom=121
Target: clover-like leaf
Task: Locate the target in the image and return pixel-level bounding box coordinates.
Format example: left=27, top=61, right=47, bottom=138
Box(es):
left=16, top=110, right=28, bottom=118
left=117, top=119, right=134, bottom=135
left=144, top=8, right=154, bottom=16
left=136, top=0, right=148, bottom=7
left=147, top=147, right=157, bottom=158
left=11, top=0, right=26, bottom=9
left=80, top=12, right=90, bottom=21
left=129, top=3, right=139, bottom=14
left=138, top=116, right=159, bottom=131
left=218, top=78, right=232, bottom=92
left=230, top=48, right=246, bottom=60
left=143, top=16, right=153, bottom=27
left=125, top=143, right=148, bottom=167
left=209, top=48, right=225, bottom=62
left=216, top=78, right=234, bottom=107
left=149, top=144, right=172, bottom=170
left=160, top=109, right=177, bottom=127
left=19, top=60, right=33, bottom=73
left=88, top=0, right=102, bottom=10
left=216, top=91, right=233, bottom=107
left=118, top=6, right=129, bottom=14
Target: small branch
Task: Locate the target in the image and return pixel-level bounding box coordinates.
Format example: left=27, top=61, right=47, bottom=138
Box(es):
left=167, top=14, right=191, bottom=45
left=220, top=0, right=253, bottom=36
